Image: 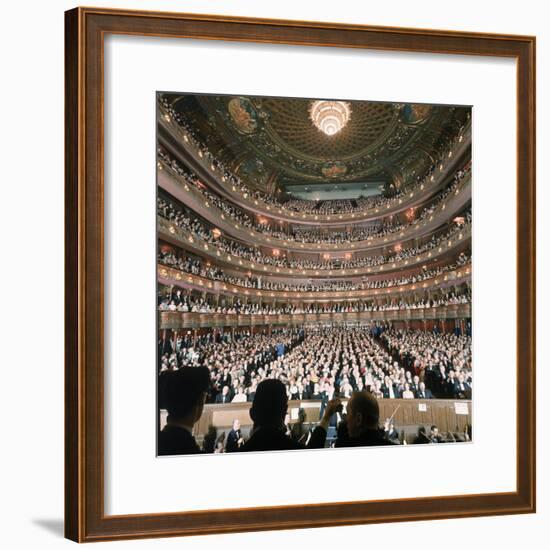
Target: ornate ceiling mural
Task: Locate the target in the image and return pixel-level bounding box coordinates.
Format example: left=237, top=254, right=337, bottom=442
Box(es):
left=400, top=103, right=432, bottom=125
left=235, top=156, right=271, bottom=189
left=262, top=98, right=395, bottom=159
left=321, top=162, right=348, bottom=178
left=227, top=97, right=262, bottom=135
left=163, top=94, right=469, bottom=194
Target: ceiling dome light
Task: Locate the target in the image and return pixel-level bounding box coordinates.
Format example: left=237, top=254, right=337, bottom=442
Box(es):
left=309, top=100, right=351, bottom=136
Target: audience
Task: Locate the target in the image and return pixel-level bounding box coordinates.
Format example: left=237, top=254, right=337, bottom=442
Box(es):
left=158, top=239, right=470, bottom=295
left=157, top=286, right=471, bottom=314
left=157, top=333, right=471, bottom=454
left=157, top=190, right=471, bottom=279
left=157, top=179, right=471, bottom=251
left=381, top=329, right=472, bottom=398
left=159, top=325, right=472, bottom=406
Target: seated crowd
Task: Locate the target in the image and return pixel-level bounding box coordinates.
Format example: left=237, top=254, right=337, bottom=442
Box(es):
left=158, top=326, right=471, bottom=407
left=381, top=329, right=472, bottom=399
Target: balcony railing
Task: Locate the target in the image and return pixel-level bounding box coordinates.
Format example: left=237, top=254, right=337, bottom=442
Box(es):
left=157, top=262, right=471, bottom=301
left=158, top=215, right=471, bottom=279
left=159, top=160, right=471, bottom=253
left=158, top=305, right=471, bottom=329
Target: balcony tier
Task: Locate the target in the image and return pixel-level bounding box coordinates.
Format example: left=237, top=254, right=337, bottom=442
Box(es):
left=159, top=305, right=471, bottom=330
left=158, top=165, right=471, bottom=253
left=158, top=216, right=471, bottom=279
left=158, top=263, right=471, bottom=301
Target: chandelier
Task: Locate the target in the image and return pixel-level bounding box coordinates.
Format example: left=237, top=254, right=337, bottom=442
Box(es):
left=309, top=100, right=351, bottom=136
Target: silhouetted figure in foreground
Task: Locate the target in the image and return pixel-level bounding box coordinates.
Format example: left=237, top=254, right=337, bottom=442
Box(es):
left=158, top=367, right=210, bottom=456
left=413, top=426, right=431, bottom=444
left=240, top=379, right=341, bottom=452
left=335, top=391, right=395, bottom=447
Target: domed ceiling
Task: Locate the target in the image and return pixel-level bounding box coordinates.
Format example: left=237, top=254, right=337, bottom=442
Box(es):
left=161, top=93, right=470, bottom=195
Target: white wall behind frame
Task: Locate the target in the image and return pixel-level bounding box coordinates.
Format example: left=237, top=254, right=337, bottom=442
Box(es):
left=0, top=2, right=546, bottom=550
left=104, top=34, right=516, bottom=515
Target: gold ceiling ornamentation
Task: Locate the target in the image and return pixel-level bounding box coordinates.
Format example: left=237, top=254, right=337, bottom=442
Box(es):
left=178, top=94, right=467, bottom=186
left=260, top=97, right=398, bottom=162
left=309, top=100, right=352, bottom=136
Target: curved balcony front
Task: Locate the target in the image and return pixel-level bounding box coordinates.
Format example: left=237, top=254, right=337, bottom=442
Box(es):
left=158, top=216, right=471, bottom=280
left=158, top=304, right=472, bottom=330
left=159, top=164, right=471, bottom=254
left=157, top=263, right=472, bottom=302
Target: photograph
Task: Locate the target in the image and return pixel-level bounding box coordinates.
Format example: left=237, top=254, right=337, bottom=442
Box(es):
left=156, top=93, right=472, bottom=456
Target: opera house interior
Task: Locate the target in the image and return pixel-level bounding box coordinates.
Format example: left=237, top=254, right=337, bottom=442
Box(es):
left=156, top=93, right=472, bottom=455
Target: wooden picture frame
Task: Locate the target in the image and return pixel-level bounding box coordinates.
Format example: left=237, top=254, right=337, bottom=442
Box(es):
left=65, top=6, right=536, bottom=542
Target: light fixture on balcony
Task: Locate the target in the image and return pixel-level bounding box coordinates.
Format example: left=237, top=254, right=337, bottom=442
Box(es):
left=309, top=100, right=351, bottom=136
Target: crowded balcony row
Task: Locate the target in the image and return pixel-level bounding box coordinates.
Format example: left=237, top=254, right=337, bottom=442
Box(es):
left=159, top=286, right=470, bottom=313
left=158, top=214, right=470, bottom=281
left=157, top=189, right=471, bottom=269
left=158, top=152, right=471, bottom=252
left=158, top=210, right=471, bottom=280
left=159, top=253, right=470, bottom=293
left=157, top=279, right=471, bottom=325
left=157, top=259, right=471, bottom=300
left=158, top=147, right=471, bottom=244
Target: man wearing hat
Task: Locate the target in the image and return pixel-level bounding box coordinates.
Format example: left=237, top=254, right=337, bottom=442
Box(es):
left=158, top=367, right=211, bottom=455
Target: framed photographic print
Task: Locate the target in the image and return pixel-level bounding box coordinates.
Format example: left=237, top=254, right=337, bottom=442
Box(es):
left=65, top=6, right=536, bottom=542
